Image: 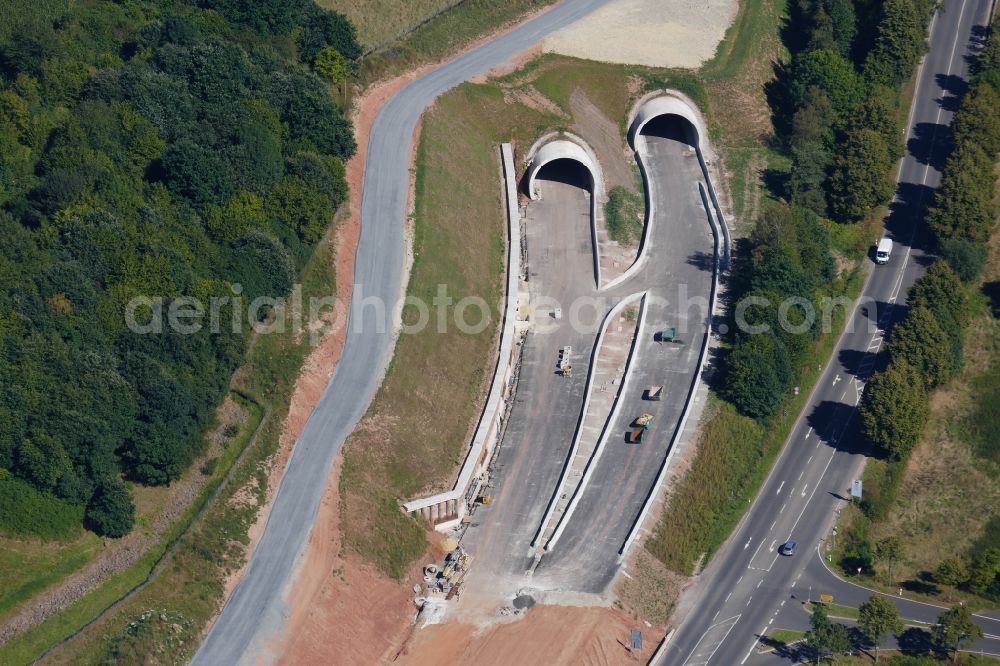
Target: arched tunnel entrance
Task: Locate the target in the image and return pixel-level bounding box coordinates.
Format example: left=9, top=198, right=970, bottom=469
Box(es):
left=627, top=92, right=706, bottom=153
left=638, top=114, right=698, bottom=148
left=522, top=138, right=603, bottom=289
left=524, top=138, right=603, bottom=202
left=529, top=157, right=593, bottom=194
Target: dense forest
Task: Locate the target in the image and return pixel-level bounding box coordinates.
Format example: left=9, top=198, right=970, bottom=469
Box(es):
left=719, top=0, right=936, bottom=418
left=0, top=0, right=359, bottom=537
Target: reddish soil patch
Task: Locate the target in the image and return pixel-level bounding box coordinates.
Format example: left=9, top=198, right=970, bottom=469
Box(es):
left=395, top=605, right=655, bottom=665
left=266, top=456, right=419, bottom=665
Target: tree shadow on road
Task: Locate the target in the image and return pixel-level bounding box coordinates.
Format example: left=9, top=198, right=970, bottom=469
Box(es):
left=686, top=250, right=715, bottom=272
left=837, top=348, right=872, bottom=379
left=756, top=632, right=813, bottom=663
left=965, top=23, right=990, bottom=67
left=898, top=626, right=934, bottom=656
left=935, top=73, right=969, bottom=112
left=806, top=401, right=868, bottom=455
left=884, top=182, right=936, bottom=251
left=906, top=122, right=952, bottom=170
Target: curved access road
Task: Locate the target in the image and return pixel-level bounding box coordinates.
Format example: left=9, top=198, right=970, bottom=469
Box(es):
left=192, top=3, right=611, bottom=663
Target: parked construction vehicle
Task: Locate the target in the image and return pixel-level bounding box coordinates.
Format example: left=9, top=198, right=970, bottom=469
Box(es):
left=635, top=413, right=654, bottom=427
left=656, top=327, right=677, bottom=342
left=629, top=413, right=654, bottom=443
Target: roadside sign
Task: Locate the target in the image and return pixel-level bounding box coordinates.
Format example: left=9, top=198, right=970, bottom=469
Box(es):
left=819, top=594, right=834, bottom=603
left=851, top=480, right=863, bottom=498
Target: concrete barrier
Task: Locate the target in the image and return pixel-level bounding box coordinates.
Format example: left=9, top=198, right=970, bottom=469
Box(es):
left=530, top=290, right=646, bottom=548
left=618, top=181, right=726, bottom=560
left=546, top=290, right=650, bottom=550
left=647, top=628, right=676, bottom=666
left=401, top=143, right=522, bottom=530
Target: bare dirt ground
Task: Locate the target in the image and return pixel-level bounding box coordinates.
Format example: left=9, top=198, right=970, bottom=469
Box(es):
left=396, top=604, right=656, bottom=665
left=264, top=456, right=427, bottom=665
left=571, top=88, right=634, bottom=192
left=543, top=0, right=739, bottom=69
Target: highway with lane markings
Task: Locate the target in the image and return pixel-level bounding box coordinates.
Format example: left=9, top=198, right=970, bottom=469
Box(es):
left=663, top=0, right=999, bottom=662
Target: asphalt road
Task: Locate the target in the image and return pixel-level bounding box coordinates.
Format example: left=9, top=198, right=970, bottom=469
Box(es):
left=462, top=117, right=717, bottom=597
left=733, top=546, right=1000, bottom=662
left=664, top=0, right=997, bottom=663
left=533, top=119, right=715, bottom=593
left=461, top=164, right=603, bottom=592
left=190, top=2, right=613, bottom=663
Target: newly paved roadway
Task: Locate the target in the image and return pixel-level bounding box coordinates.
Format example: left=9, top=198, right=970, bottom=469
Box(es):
left=191, top=2, right=612, bottom=663
left=665, top=0, right=999, bottom=663
left=534, top=117, right=716, bottom=593
left=463, top=117, right=716, bottom=596
left=461, top=161, right=608, bottom=595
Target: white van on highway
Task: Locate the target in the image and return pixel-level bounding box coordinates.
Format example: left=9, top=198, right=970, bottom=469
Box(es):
left=875, top=237, right=892, bottom=265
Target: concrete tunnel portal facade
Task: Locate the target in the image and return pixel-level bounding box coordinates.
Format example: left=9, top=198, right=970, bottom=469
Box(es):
left=627, top=91, right=705, bottom=150
left=525, top=137, right=603, bottom=201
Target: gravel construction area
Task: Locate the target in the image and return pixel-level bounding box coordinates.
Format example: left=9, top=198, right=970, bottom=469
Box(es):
left=542, top=0, right=739, bottom=69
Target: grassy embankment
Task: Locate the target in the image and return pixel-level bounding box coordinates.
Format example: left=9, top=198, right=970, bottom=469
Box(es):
left=319, top=0, right=558, bottom=83
left=760, top=627, right=807, bottom=653
left=338, top=55, right=708, bottom=580
left=606, top=187, right=645, bottom=244
left=0, top=394, right=261, bottom=626
left=0, top=236, right=336, bottom=664
left=830, top=230, right=1000, bottom=607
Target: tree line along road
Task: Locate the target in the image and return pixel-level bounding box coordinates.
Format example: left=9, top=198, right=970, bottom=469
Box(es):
left=664, top=0, right=999, bottom=663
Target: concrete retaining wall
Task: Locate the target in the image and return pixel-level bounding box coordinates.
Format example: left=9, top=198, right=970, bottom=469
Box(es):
left=401, top=143, right=523, bottom=530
